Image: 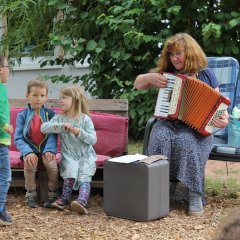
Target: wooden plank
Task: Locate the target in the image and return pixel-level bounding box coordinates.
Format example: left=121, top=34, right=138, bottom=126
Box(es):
left=37, top=171, right=49, bottom=204
left=9, top=99, right=128, bottom=117
left=10, top=179, right=25, bottom=188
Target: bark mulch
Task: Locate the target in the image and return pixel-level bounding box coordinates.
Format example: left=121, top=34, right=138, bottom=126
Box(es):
left=1, top=188, right=240, bottom=240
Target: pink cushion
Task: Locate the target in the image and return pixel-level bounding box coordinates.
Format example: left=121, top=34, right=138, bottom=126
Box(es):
left=56, top=153, right=110, bottom=167
left=91, top=112, right=128, bottom=157
left=10, top=108, right=23, bottom=151
left=10, top=151, right=24, bottom=168
left=96, top=154, right=111, bottom=166
left=9, top=107, right=128, bottom=167
left=10, top=151, right=110, bottom=169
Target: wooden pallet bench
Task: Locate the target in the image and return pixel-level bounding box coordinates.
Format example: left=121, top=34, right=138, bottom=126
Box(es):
left=9, top=99, right=128, bottom=202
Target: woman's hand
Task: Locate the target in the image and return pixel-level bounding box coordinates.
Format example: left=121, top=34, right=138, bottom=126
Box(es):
left=211, top=111, right=229, bottom=128
left=134, top=73, right=168, bottom=90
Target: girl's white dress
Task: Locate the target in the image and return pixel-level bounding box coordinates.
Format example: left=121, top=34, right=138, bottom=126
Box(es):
left=41, top=113, right=97, bottom=190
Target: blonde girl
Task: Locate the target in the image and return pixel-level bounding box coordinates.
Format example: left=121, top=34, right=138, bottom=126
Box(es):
left=41, top=85, right=97, bottom=214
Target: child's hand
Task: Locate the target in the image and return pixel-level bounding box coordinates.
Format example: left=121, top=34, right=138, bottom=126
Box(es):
left=69, top=127, right=80, bottom=136
left=43, top=152, right=56, bottom=162
left=63, top=123, right=72, bottom=131
left=24, top=153, right=38, bottom=168
left=6, top=124, right=13, bottom=134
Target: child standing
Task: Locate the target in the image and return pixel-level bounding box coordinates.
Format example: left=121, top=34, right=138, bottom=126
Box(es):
left=0, top=55, right=13, bottom=225
left=14, top=79, right=59, bottom=208
left=41, top=85, right=97, bottom=215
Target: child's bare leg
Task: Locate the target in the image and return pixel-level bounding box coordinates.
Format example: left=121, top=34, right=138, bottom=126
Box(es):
left=24, top=159, right=38, bottom=208
left=43, top=158, right=59, bottom=208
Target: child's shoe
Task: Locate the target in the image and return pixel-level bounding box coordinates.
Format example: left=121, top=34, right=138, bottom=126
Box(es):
left=44, top=191, right=58, bottom=208
left=51, top=197, right=69, bottom=210
left=70, top=200, right=88, bottom=215
left=0, top=211, right=13, bottom=226
left=25, top=191, right=38, bottom=208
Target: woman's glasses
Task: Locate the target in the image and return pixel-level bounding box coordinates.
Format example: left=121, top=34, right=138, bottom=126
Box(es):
left=168, top=51, right=184, bottom=59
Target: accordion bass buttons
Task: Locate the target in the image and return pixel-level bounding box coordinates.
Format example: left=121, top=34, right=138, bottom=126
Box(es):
left=205, top=103, right=229, bottom=134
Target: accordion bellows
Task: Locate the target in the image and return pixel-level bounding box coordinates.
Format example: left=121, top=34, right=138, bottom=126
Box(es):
left=154, top=73, right=231, bottom=136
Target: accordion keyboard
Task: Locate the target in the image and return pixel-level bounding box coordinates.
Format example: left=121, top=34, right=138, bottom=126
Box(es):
left=154, top=73, right=182, bottom=117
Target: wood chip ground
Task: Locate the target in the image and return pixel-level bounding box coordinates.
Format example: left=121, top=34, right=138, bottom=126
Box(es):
left=1, top=160, right=239, bottom=240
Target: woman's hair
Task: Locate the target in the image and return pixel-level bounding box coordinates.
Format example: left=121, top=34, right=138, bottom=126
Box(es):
left=213, top=208, right=240, bottom=240
left=0, top=55, right=6, bottom=67
left=27, top=78, right=49, bottom=94
left=152, top=33, right=208, bottom=74
left=60, top=85, right=90, bottom=116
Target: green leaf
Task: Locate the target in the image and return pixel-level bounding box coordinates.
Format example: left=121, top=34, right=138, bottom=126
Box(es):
left=216, top=44, right=223, bottom=54
left=143, top=35, right=154, bottom=43
left=231, top=11, right=240, bottom=18
left=229, top=19, right=239, bottom=28
left=111, top=51, right=121, bottom=59
left=232, top=47, right=239, bottom=54
left=78, top=38, right=86, bottom=43
left=86, top=40, right=97, bottom=51
left=112, top=6, right=123, bottom=14
left=57, top=3, right=69, bottom=10
left=122, top=53, right=131, bottom=60
left=95, top=48, right=103, bottom=53
left=48, top=0, right=58, bottom=6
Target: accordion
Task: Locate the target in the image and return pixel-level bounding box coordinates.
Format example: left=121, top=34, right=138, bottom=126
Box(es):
left=154, top=73, right=231, bottom=136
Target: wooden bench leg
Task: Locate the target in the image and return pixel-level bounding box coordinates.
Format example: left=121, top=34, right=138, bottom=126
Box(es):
left=37, top=170, right=49, bottom=204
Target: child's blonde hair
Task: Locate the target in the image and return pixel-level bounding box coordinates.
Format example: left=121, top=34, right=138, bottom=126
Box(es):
left=27, top=78, right=49, bottom=94
left=60, top=85, right=90, bottom=116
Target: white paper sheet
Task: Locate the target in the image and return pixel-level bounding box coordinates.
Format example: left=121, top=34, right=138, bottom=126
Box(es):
left=108, top=153, right=148, bottom=163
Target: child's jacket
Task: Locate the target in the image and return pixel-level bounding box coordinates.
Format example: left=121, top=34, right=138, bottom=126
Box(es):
left=14, top=104, right=57, bottom=158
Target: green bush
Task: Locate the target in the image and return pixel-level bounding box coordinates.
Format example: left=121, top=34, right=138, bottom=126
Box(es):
left=1, top=0, right=239, bottom=138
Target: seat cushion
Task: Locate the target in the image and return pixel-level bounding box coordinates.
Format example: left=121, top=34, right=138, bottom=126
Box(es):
left=207, top=57, right=240, bottom=138
left=10, top=108, right=128, bottom=169
left=90, top=112, right=128, bottom=157
left=10, top=151, right=110, bottom=169
left=10, top=151, right=24, bottom=168
left=211, top=144, right=240, bottom=155
left=10, top=108, right=128, bottom=158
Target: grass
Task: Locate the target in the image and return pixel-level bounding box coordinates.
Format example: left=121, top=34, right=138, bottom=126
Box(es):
left=214, top=168, right=240, bottom=176
left=205, top=177, right=240, bottom=198
left=128, top=139, right=143, bottom=154
left=128, top=139, right=240, bottom=198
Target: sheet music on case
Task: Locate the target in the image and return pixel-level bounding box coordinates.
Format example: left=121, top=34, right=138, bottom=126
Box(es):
left=108, top=154, right=168, bottom=164
left=108, top=154, right=148, bottom=163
